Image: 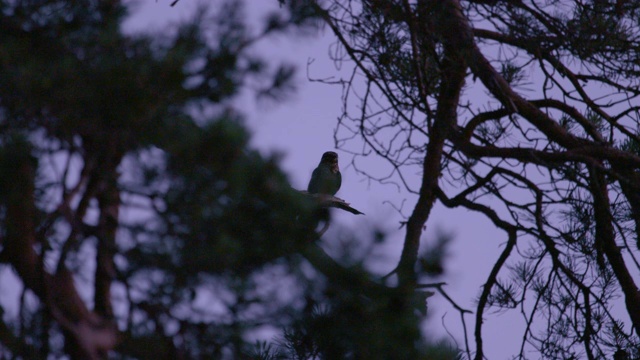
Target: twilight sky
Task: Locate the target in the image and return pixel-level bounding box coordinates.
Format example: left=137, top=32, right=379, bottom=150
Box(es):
left=125, top=1, right=516, bottom=357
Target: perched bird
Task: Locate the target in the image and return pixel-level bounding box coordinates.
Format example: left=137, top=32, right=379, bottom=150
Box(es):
left=307, top=151, right=341, bottom=195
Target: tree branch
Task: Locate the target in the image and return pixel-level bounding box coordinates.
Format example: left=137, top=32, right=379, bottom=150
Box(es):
left=298, top=191, right=365, bottom=215
left=1, top=143, right=118, bottom=360
left=397, top=0, right=468, bottom=287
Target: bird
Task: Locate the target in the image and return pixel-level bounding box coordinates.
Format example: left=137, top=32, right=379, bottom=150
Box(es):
left=307, top=151, right=341, bottom=196
left=307, top=151, right=342, bottom=230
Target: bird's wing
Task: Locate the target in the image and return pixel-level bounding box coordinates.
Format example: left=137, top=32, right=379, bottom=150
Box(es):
left=336, top=171, right=342, bottom=194
left=307, top=167, right=322, bottom=193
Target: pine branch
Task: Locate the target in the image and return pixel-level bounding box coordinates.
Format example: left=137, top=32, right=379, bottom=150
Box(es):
left=298, top=190, right=365, bottom=215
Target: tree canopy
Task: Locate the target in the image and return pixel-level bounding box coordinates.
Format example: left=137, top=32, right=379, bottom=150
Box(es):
left=3, top=0, right=640, bottom=359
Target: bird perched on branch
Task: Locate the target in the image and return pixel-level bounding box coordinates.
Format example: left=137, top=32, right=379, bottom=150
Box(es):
left=307, top=151, right=342, bottom=232
left=307, top=151, right=341, bottom=196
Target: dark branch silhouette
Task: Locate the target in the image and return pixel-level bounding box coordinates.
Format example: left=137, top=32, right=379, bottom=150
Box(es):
left=298, top=190, right=365, bottom=215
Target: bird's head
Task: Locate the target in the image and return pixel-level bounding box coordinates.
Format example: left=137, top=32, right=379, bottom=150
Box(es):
left=321, top=151, right=339, bottom=172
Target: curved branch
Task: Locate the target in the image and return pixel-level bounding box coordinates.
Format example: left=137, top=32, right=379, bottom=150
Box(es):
left=436, top=186, right=518, bottom=360
left=589, top=166, right=640, bottom=335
